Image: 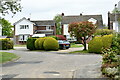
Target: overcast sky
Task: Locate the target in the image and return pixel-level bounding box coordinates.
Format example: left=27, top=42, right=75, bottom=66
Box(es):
left=2, top=0, right=120, bottom=25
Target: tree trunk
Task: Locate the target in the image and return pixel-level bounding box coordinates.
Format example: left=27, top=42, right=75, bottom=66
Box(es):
left=83, top=37, right=87, bottom=50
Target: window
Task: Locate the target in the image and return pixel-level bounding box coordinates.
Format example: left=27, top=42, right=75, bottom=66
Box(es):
left=20, top=25, right=29, bottom=29
left=46, top=26, right=51, bottom=30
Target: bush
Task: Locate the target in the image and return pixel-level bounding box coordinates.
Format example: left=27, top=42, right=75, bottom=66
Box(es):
left=0, top=38, right=13, bottom=50
left=102, top=34, right=113, bottom=48
left=94, top=29, right=113, bottom=36
left=88, top=36, right=103, bottom=53
left=111, top=33, right=120, bottom=55
left=35, top=37, right=45, bottom=50
left=47, top=36, right=59, bottom=40
left=43, top=37, right=59, bottom=50
left=88, top=34, right=113, bottom=53
left=26, top=38, right=37, bottom=50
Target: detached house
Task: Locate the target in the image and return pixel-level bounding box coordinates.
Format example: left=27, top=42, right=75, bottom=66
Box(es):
left=14, top=13, right=103, bottom=44
left=14, top=17, right=56, bottom=44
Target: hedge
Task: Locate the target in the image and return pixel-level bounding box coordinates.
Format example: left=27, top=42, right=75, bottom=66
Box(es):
left=35, top=38, right=45, bottom=50
left=88, top=34, right=113, bottom=53
left=43, top=37, right=59, bottom=50
left=0, top=38, right=13, bottom=50
left=26, top=38, right=37, bottom=50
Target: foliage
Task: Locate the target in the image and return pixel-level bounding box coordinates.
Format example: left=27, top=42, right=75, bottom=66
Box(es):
left=55, top=35, right=66, bottom=40
left=94, top=29, right=114, bottom=36
left=111, top=33, right=120, bottom=55
left=0, top=52, right=19, bottom=63
left=101, top=48, right=119, bottom=79
left=35, top=38, right=45, bottom=50
left=0, top=0, right=22, bottom=16
left=0, top=38, right=13, bottom=50
left=43, top=37, right=59, bottom=50
left=0, top=18, right=13, bottom=36
left=88, top=36, right=103, bottom=53
left=47, top=36, right=59, bottom=40
left=102, top=48, right=118, bottom=64
left=102, top=34, right=113, bottom=48
left=69, top=21, right=96, bottom=50
left=54, top=14, right=62, bottom=35
left=112, top=7, right=120, bottom=13
left=26, top=38, right=37, bottom=50
left=88, top=34, right=113, bottom=53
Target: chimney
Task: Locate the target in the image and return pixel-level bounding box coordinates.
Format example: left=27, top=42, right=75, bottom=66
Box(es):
left=28, top=18, right=30, bottom=20
left=80, top=13, right=82, bottom=16
left=61, top=13, right=64, bottom=16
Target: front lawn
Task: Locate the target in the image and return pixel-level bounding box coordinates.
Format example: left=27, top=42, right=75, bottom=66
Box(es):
left=71, top=43, right=83, bottom=48
left=0, top=52, right=19, bottom=63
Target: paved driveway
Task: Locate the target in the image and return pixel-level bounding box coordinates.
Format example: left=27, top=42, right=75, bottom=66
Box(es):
left=1, top=47, right=102, bottom=78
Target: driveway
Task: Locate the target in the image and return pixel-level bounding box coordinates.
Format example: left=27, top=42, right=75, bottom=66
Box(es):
left=1, top=47, right=103, bottom=78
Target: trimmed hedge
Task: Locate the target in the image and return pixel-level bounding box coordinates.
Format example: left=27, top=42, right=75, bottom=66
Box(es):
left=35, top=38, right=45, bottom=50
left=88, top=36, right=103, bottom=53
left=88, top=34, right=113, bottom=53
left=43, top=37, right=59, bottom=50
left=0, top=38, right=13, bottom=50
left=26, top=38, right=37, bottom=50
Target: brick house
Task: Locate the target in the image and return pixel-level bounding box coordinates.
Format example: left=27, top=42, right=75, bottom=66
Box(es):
left=14, top=13, right=103, bottom=44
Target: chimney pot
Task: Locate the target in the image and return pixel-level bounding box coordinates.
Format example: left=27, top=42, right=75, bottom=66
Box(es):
left=62, top=13, right=64, bottom=16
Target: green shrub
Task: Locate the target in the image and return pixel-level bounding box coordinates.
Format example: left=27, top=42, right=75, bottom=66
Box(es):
left=94, top=29, right=113, bottom=36
left=88, top=34, right=113, bottom=53
left=102, top=34, right=113, bottom=48
left=88, top=36, right=103, bottom=53
left=35, top=37, right=45, bottom=50
left=111, top=33, right=120, bottom=55
left=26, top=38, right=37, bottom=50
left=43, top=37, right=59, bottom=50
left=47, top=36, right=59, bottom=40
left=0, top=38, right=13, bottom=50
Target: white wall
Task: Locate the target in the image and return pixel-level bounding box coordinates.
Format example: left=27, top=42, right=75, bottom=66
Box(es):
left=63, top=24, right=70, bottom=35
left=15, top=19, right=34, bottom=35
left=113, top=21, right=119, bottom=32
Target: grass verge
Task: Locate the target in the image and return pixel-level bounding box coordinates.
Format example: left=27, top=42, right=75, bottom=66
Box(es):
left=71, top=43, right=83, bottom=48
left=14, top=45, right=26, bottom=47
left=0, top=52, right=19, bottom=63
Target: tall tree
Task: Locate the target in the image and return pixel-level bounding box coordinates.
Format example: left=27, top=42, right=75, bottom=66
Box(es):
left=0, top=18, right=13, bottom=36
left=54, top=14, right=62, bottom=35
left=69, top=21, right=96, bottom=50
left=0, top=0, right=22, bottom=16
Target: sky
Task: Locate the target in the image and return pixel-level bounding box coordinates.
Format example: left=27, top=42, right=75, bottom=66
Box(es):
left=1, top=0, right=120, bottom=25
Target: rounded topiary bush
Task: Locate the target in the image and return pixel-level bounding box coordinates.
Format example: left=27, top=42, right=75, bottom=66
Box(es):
left=35, top=37, right=46, bottom=50
left=26, top=38, right=37, bottom=50
left=0, top=38, right=13, bottom=50
left=43, top=37, right=59, bottom=50
left=88, top=36, right=103, bottom=53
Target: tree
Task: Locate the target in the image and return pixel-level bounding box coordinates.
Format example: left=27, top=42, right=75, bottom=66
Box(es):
left=68, top=21, right=96, bottom=50
left=0, top=18, right=13, bottom=36
left=112, top=7, right=120, bottom=13
left=54, top=14, right=62, bottom=35
left=0, top=0, right=22, bottom=16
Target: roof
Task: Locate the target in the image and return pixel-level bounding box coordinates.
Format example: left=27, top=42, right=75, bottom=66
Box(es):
left=109, top=13, right=120, bottom=21
left=13, top=17, right=35, bottom=25
left=31, top=20, right=55, bottom=26
left=61, top=15, right=103, bottom=28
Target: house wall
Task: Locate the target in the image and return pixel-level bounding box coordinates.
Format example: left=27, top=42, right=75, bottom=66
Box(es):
left=113, top=21, right=120, bottom=32
left=63, top=24, right=70, bottom=35
left=15, top=19, right=34, bottom=35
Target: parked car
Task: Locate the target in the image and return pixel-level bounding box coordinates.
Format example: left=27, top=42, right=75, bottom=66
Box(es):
left=58, top=40, right=70, bottom=49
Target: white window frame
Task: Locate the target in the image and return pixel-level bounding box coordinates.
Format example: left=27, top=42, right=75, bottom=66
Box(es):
left=46, top=26, right=51, bottom=30
left=19, top=35, right=29, bottom=41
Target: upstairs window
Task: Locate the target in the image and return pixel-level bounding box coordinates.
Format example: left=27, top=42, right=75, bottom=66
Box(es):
left=20, top=25, right=29, bottom=29
left=46, top=26, right=51, bottom=30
